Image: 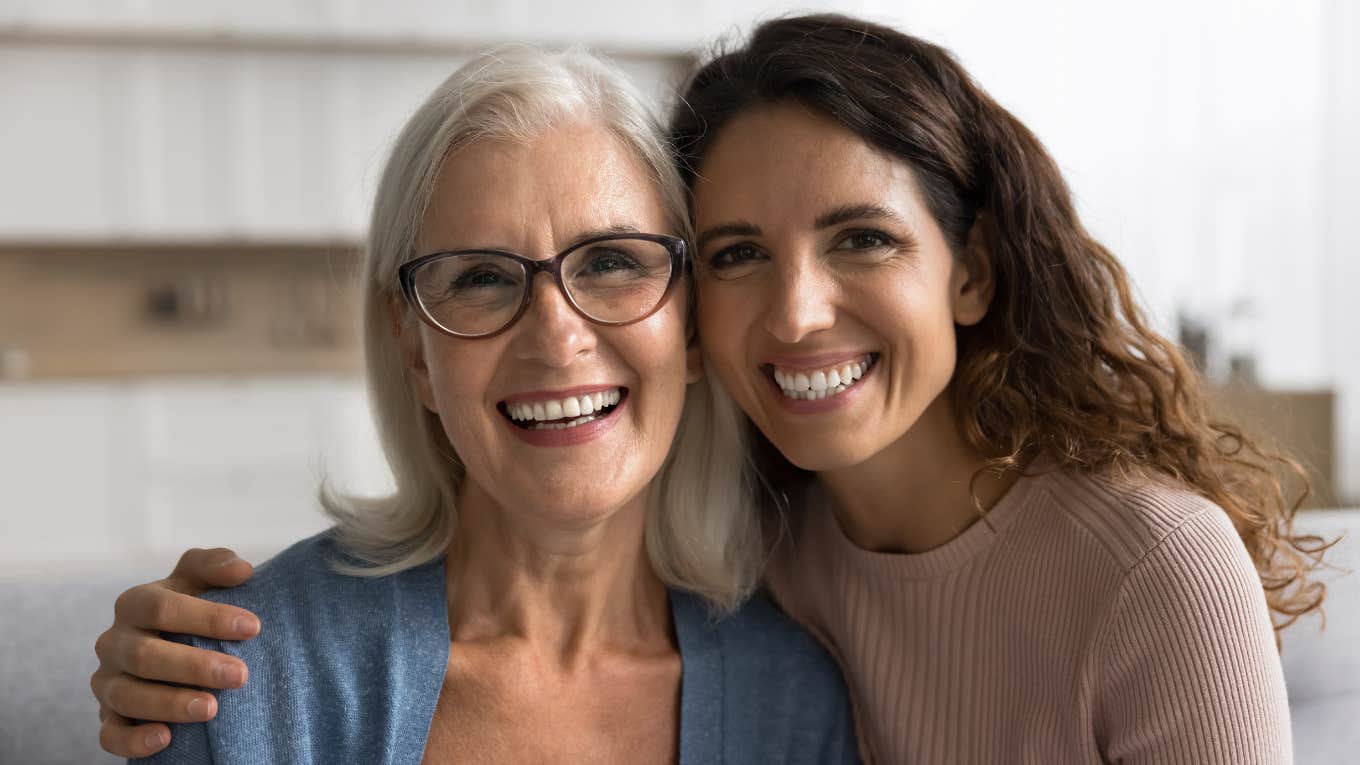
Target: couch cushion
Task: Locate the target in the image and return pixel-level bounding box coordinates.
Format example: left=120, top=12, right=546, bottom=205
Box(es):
left=0, top=567, right=166, bottom=765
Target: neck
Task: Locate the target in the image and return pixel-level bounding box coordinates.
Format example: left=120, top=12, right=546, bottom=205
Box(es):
left=817, top=393, right=1020, bottom=554
left=445, top=480, right=672, bottom=666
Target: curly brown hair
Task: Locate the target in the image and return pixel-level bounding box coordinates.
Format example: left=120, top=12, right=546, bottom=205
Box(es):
left=670, top=13, right=1330, bottom=631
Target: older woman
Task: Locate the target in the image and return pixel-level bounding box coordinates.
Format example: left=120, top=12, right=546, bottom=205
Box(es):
left=106, top=47, right=856, bottom=764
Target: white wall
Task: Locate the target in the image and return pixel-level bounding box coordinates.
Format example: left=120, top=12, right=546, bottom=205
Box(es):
left=1322, top=0, right=1360, bottom=503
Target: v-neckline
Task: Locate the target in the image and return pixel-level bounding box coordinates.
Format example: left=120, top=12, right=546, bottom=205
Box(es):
left=410, top=563, right=722, bottom=765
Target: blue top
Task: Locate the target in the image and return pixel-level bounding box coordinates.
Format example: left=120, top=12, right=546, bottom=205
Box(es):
left=135, top=531, right=859, bottom=764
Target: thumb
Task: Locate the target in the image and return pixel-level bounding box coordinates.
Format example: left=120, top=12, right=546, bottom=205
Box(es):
left=167, top=547, right=254, bottom=592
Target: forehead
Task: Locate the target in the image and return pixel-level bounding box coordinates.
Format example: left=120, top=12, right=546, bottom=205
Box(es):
left=420, top=119, right=668, bottom=251
left=692, top=103, right=925, bottom=225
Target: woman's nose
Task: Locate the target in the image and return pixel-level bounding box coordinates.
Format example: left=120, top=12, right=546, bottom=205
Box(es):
left=510, top=274, right=597, bottom=366
left=762, top=256, right=837, bottom=344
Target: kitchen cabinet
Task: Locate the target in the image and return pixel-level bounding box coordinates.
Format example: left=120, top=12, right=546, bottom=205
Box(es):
left=0, top=376, right=389, bottom=574
left=0, top=29, right=689, bottom=242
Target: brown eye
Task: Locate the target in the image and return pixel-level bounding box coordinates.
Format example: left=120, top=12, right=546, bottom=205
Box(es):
left=711, top=243, right=761, bottom=266
left=835, top=230, right=894, bottom=250
left=705, top=243, right=767, bottom=280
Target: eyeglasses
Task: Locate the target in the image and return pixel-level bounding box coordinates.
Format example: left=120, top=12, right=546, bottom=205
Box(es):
left=398, top=233, right=686, bottom=339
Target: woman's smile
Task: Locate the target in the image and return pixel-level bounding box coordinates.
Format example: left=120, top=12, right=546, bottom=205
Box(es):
left=501, top=385, right=625, bottom=428
left=766, top=353, right=878, bottom=404
left=499, top=385, right=628, bottom=446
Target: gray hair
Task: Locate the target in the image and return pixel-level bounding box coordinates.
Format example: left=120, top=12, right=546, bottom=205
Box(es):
left=321, top=47, right=762, bottom=611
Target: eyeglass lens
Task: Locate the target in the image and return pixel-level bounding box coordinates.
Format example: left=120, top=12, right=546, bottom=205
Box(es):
left=409, top=237, right=674, bottom=336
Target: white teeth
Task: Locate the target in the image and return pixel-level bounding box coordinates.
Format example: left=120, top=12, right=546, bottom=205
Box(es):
left=505, top=387, right=622, bottom=426
left=771, top=356, right=874, bottom=400
left=532, top=415, right=596, bottom=430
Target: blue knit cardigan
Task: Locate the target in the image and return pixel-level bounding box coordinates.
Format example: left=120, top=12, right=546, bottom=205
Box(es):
left=134, top=531, right=860, bottom=764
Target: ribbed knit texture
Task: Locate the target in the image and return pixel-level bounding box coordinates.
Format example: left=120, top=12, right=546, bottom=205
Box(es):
left=768, top=464, right=1291, bottom=764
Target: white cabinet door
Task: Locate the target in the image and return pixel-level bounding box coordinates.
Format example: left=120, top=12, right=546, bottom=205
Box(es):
left=133, top=376, right=374, bottom=555
left=0, top=382, right=126, bottom=570
left=0, top=376, right=389, bottom=575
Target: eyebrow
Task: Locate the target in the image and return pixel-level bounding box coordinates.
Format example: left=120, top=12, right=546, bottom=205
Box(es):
left=564, top=223, right=643, bottom=249
left=422, top=223, right=645, bottom=258
left=814, top=203, right=906, bottom=229
left=696, top=222, right=762, bottom=251
left=696, top=204, right=906, bottom=251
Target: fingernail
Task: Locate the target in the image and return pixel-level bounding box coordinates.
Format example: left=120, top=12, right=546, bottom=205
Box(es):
left=187, top=697, right=209, bottom=719
left=146, top=730, right=167, bottom=750
left=215, top=556, right=243, bottom=568
left=233, top=615, right=259, bottom=636
left=215, top=662, right=245, bottom=687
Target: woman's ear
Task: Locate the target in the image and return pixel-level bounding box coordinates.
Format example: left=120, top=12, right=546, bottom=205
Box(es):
left=390, top=295, right=438, bottom=412
left=951, top=212, right=997, bottom=327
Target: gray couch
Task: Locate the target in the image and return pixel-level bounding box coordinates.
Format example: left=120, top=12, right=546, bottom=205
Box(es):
left=1, top=560, right=170, bottom=764
left=3, top=511, right=1356, bottom=764
left=1281, top=509, right=1360, bottom=764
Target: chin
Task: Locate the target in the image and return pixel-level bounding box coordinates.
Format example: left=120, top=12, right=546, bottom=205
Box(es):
left=771, top=437, right=874, bottom=473
left=523, top=484, right=646, bottom=525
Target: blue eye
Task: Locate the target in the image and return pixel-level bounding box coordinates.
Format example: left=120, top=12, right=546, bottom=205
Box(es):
left=585, top=250, right=639, bottom=273
left=452, top=269, right=507, bottom=290
left=570, top=249, right=648, bottom=286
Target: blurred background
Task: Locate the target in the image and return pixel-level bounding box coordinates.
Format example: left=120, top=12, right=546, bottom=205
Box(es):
left=1, top=0, right=1356, bottom=573
left=0, top=0, right=1357, bottom=760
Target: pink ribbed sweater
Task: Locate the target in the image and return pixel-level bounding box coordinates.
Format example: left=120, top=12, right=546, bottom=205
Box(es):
left=768, top=465, right=1291, bottom=764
